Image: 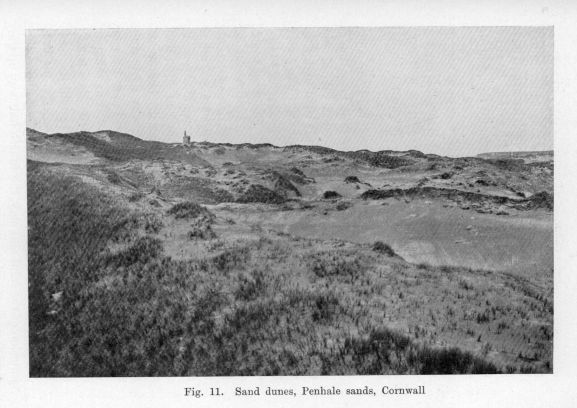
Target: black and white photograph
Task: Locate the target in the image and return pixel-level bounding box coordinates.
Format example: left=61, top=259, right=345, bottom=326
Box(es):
left=24, top=26, right=555, bottom=377
left=6, top=1, right=577, bottom=406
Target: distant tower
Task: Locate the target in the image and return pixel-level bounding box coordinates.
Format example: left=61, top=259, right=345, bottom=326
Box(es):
left=183, top=130, right=191, bottom=146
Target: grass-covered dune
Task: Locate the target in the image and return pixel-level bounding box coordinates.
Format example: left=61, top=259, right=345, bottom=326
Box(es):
left=28, top=164, right=552, bottom=376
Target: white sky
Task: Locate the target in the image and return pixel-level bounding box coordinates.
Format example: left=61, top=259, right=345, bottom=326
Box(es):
left=26, top=27, right=553, bottom=156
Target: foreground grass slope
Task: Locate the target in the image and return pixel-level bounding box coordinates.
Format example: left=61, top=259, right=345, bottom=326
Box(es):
left=28, top=164, right=552, bottom=376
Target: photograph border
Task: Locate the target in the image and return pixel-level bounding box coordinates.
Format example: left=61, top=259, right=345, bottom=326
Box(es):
left=2, top=1, right=577, bottom=407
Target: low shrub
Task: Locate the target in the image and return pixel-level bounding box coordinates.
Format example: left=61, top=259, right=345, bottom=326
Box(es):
left=290, top=167, right=306, bottom=177
left=373, top=241, right=397, bottom=257
left=106, top=171, right=122, bottom=184
left=187, top=221, right=217, bottom=240
left=440, top=172, right=453, bottom=179
left=237, top=185, right=286, bottom=204
left=488, top=158, right=526, bottom=172
left=322, top=191, right=341, bottom=199
left=526, top=191, right=553, bottom=211
left=167, top=201, right=214, bottom=220
left=128, top=191, right=145, bottom=202
left=142, top=214, right=163, bottom=233
left=211, top=247, right=251, bottom=273
left=335, top=201, right=352, bottom=211
left=312, top=293, right=340, bottom=322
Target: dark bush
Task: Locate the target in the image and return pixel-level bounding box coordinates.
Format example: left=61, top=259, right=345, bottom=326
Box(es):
left=211, top=247, right=251, bottom=272
left=290, top=167, right=306, bottom=177
left=418, top=346, right=500, bottom=374
left=344, top=175, right=361, bottom=183
left=312, top=293, right=340, bottom=322
left=526, top=191, right=553, bottom=211
left=128, top=191, right=145, bottom=202
left=272, top=172, right=302, bottom=197
left=144, top=215, right=163, bottom=233
left=336, top=201, right=352, bottom=211
left=284, top=167, right=315, bottom=185
left=476, top=310, right=491, bottom=324
left=327, top=328, right=501, bottom=375
left=360, top=189, right=399, bottom=200
left=187, top=223, right=217, bottom=240
left=373, top=241, right=397, bottom=257
left=106, top=171, right=122, bottom=184
left=237, top=184, right=286, bottom=204
left=211, top=188, right=235, bottom=203
left=488, top=158, right=526, bottom=172
left=167, top=201, right=214, bottom=220
left=343, top=151, right=414, bottom=169
left=322, top=191, right=341, bottom=199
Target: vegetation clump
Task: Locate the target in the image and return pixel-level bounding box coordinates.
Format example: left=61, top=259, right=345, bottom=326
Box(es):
left=167, top=201, right=215, bottom=220
left=272, top=172, right=301, bottom=197
left=437, top=172, right=454, bottom=180
left=373, top=241, right=397, bottom=257
left=308, top=251, right=368, bottom=281
left=290, top=167, right=306, bottom=177
left=211, top=247, right=251, bottom=273
left=237, top=184, right=286, bottom=204
left=333, top=328, right=501, bottom=374
left=187, top=217, right=217, bottom=240
left=322, top=191, right=341, bottom=199
left=106, top=171, right=122, bottom=184
left=526, top=191, right=553, bottom=211
left=488, top=158, right=526, bottom=172
left=285, top=167, right=315, bottom=184
left=344, top=151, right=413, bottom=169
left=128, top=191, right=145, bottom=202
left=335, top=201, right=352, bottom=211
